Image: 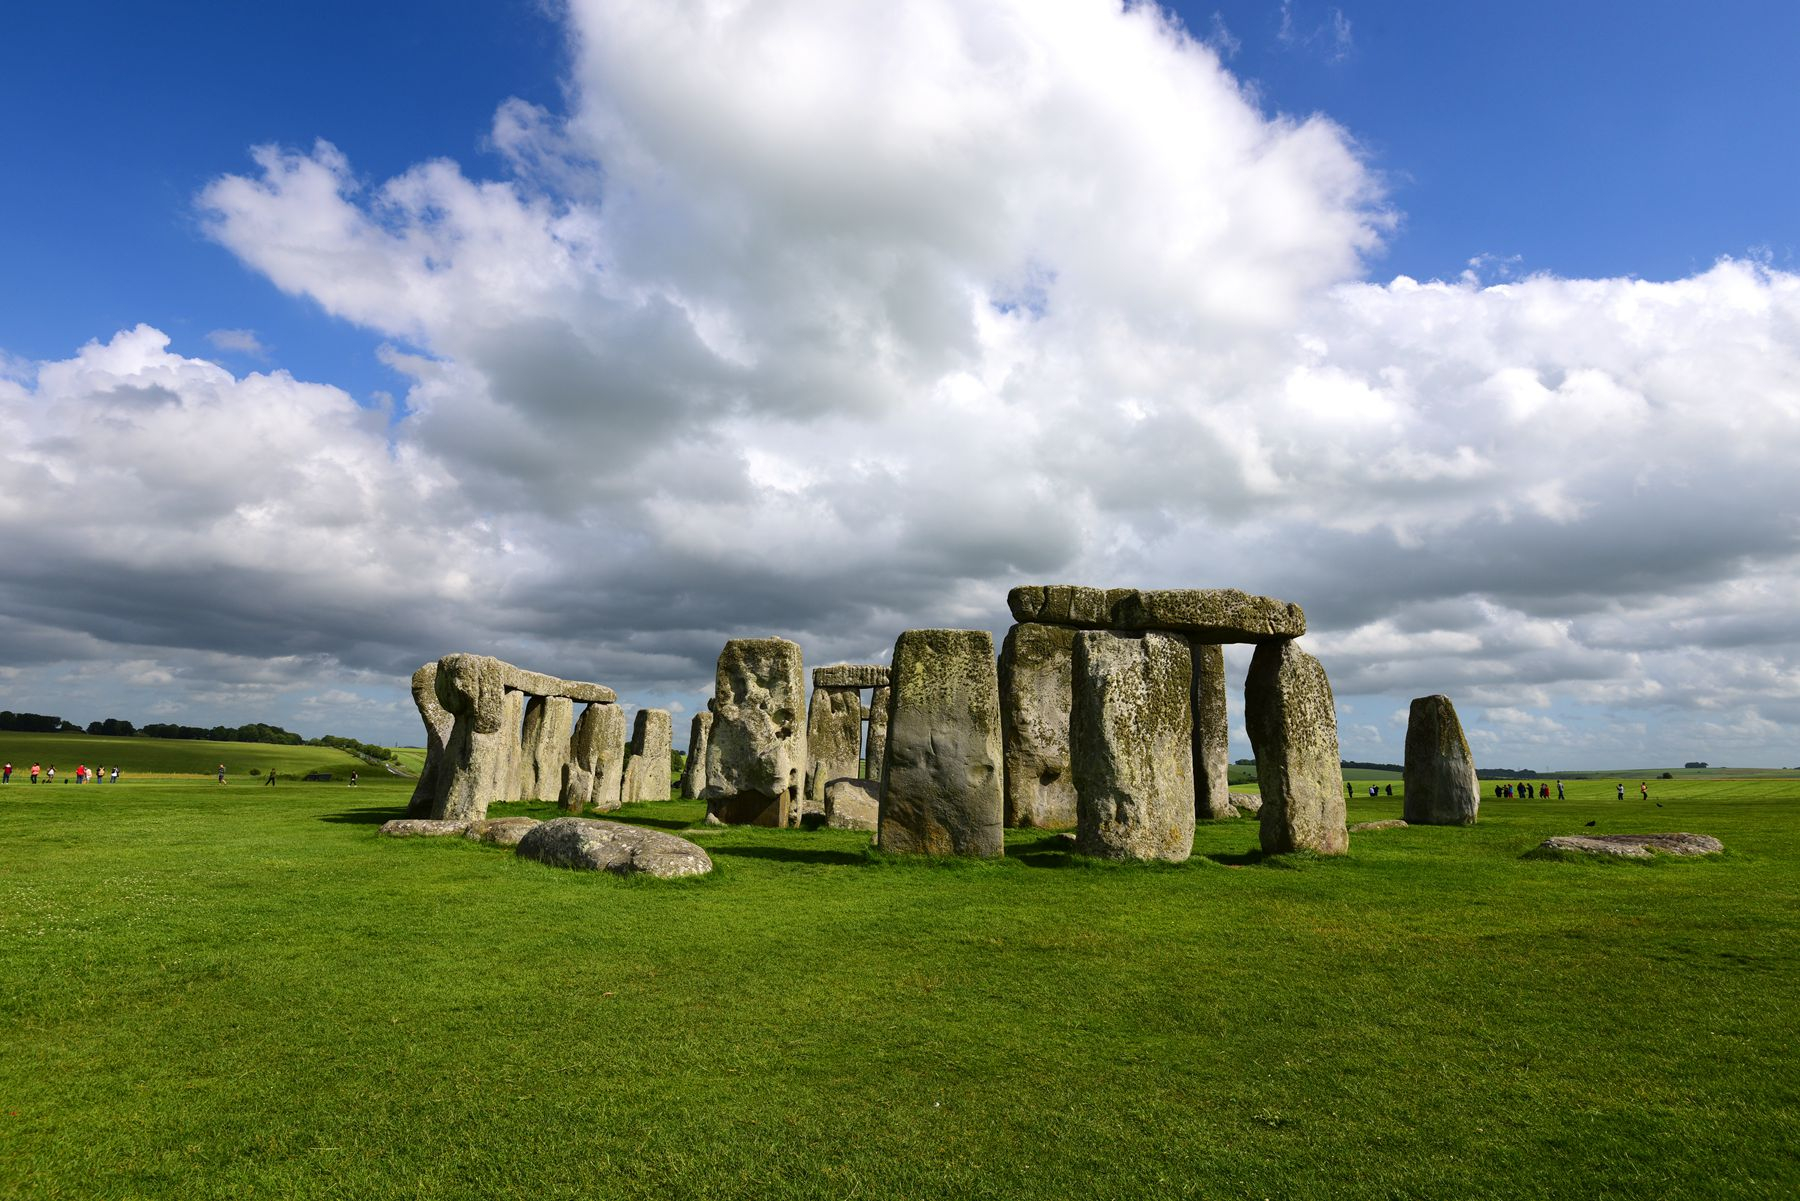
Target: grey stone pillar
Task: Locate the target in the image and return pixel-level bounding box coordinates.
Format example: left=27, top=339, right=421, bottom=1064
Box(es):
left=679, top=711, right=713, bottom=800
left=1191, top=642, right=1233, bottom=820
left=703, top=638, right=807, bottom=826
left=1403, top=694, right=1480, bottom=825
left=431, top=653, right=510, bottom=822
left=623, top=708, right=673, bottom=803
left=999, top=622, right=1078, bottom=829
left=499, top=688, right=527, bottom=803
left=1072, top=631, right=1196, bottom=862
left=878, top=629, right=1004, bottom=857
left=1245, top=641, right=1348, bottom=855
left=406, top=661, right=452, bottom=817
left=805, top=686, right=864, bottom=810
left=865, top=684, right=890, bottom=782
left=519, top=695, right=572, bottom=802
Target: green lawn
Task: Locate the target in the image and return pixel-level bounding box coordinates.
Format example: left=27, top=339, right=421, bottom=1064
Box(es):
left=2, top=771, right=1796, bottom=1199
left=0, top=731, right=382, bottom=781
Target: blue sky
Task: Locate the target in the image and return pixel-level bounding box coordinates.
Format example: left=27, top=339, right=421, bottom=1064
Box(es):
left=2, top=1, right=1798, bottom=767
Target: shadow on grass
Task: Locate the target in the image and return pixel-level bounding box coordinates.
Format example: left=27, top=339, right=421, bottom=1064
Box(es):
left=709, top=844, right=868, bottom=866
left=604, top=812, right=697, bottom=831
left=1201, top=848, right=1270, bottom=867
left=318, top=807, right=407, bottom=825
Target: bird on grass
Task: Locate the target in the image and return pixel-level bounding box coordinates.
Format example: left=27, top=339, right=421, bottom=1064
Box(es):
left=1656, top=802, right=1663, bottom=808
left=1584, top=820, right=1596, bottom=827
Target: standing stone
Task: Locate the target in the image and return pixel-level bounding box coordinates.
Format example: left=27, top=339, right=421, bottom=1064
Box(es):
left=1072, top=631, right=1196, bottom=862
left=623, top=709, right=673, bottom=803
left=1403, top=694, right=1480, bottom=826
left=519, top=695, right=573, bottom=801
left=1190, top=641, right=1232, bottom=820
left=406, top=662, right=453, bottom=817
left=878, top=629, right=1004, bottom=857
left=999, top=622, right=1078, bottom=829
left=1245, top=641, right=1348, bottom=855
left=499, top=689, right=527, bottom=803
left=431, top=653, right=510, bottom=821
left=561, top=702, right=622, bottom=813
left=703, top=638, right=807, bottom=826
left=865, top=684, right=890, bottom=782
left=805, top=686, right=864, bottom=811
left=679, top=711, right=713, bottom=800
left=589, top=703, right=628, bottom=812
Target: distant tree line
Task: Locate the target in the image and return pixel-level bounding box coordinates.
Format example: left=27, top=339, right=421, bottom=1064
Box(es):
left=8, top=712, right=392, bottom=761
left=136, top=722, right=305, bottom=745
left=0, top=711, right=80, bottom=733
left=314, top=734, right=395, bottom=762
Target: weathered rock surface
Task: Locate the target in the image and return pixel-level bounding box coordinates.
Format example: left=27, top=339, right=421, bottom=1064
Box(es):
left=1228, top=791, right=1262, bottom=815
left=1351, top=819, right=1408, bottom=832
left=431, top=653, right=513, bottom=821
left=561, top=702, right=622, bottom=813
left=1190, top=641, right=1232, bottom=820
left=1245, top=641, right=1348, bottom=855
left=812, top=663, right=890, bottom=689
left=516, top=818, right=713, bottom=878
left=624, top=708, right=673, bottom=803
left=805, top=685, right=865, bottom=809
left=1006, top=586, right=1305, bottom=642
left=498, top=688, right=527, bottom=803
left=824, top=777, right=881, bottom=830
left=878, top=629, right=1004, bottom=857
left=999, top=622, right=1078, bottom=830
left=406, top=662, right=454, bottom=817
left=1072, top=631, right=1196, bottom=862
left=520, top=695, right=573, bottom=803
left=679, top=712, right=713, bottom=800
left=1538, top=833, right=1724, bottom=859
left=380, top=818, right=470, bottom=837
left=865, top=684, right=890, bottom=783
left=704, top=638, right=806, bottom=827
left=464, top=817, right=540, bottom=846
left=1403, top=694, right=1480, bottom=826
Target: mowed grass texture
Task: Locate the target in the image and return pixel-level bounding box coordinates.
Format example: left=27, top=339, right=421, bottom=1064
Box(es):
left=3, top=772, right=1798, bottom=1199
left=0, top=731, right=381, bottom=780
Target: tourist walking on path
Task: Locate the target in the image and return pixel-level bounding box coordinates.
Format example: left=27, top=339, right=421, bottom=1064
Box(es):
left=46, top=766, right=54, bottom=782
left=217, top=763, right=227, bottom=784
left=1616, top=783, right=1625, bottom=801
left=110, top=766, right=118, bottom=783
left=1640, top=781, right=1649, bottom=801
left=76, top=765, right=86, bottom=784
left=2, top=763, right=10, bottom=783
left=1556, top=779, right=1564, bottom=800
left=349, top=771, right=359, bottom=787
left=265, top=769, right=276, bottom=787
left=30, top=763, right=40, bottom=783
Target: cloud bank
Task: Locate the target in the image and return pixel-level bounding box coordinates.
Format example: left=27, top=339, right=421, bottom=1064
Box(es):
left=4, top=0, right=1796, bottom=764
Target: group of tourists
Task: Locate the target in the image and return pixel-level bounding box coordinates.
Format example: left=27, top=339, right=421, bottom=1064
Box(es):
left=1495, top=781, right=1563, bottom=799
left=2, top=761, right=120, bottom=784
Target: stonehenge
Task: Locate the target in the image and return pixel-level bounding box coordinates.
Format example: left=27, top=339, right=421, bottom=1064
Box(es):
left=623, top=708, right=673, bottom=803
left=703, top=638, right=807, bottom=827
left=997, top=585, right=1346, bottom=859
left=564, top=701, right=627, bottom=813
left=405, top=662, right=453, bottom=817
left=803, top=664, right=890, bottom=811
left=415, top=652, right=617, bottom=822
left=865, top=683, right=890, bottom=783
left=680, top=712, right=712, bottom=800
left=878, top=629, right=1005, bottom=857
left=1403, top=694, right=1480, bottom=826
left=519, top=695, right=573, bottom=802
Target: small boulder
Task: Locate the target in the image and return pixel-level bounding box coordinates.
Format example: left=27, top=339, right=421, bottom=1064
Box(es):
left=1537, top=832, right=1723, bottom=859
left=1351, top=818, right=1408, bottom=832
left=516, top=817, right=713, bottom=878
left=1227, top=791, right=1261, bottom=816
left=824, top=777, right=881, bottom=831
left=380, top=819, right=470, bottom=838
left=464, top=817, right=540, bottom=846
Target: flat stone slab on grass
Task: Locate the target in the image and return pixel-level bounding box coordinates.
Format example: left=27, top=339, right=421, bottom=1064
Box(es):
left=1351, top=819, right=1408, bottom=832
left=1227, top=792, right=1261, bottom=816
left=464, top=817, right=540, bottom=846
left=380, top=819, right=470, bottom=837
left=1538, top=832, right=1723, bottom=859
left=516, top=817, right=713, bottom=878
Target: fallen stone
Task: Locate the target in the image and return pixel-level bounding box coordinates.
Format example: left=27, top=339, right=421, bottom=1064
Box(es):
left=1351, top=819, right=1408, bottom=832
left=1537, top=833, right=1724, bottom=859
left=1228, top=791, right=1262, bottom=815
left=1245, top=641, right=1348, bottom=856
left=1072, top=630, right=1195, bottom=862
left=464, top=817, right=541, bottom=846
left=999, top=622, right=1078, bottom=829
left=805, top=685, right=865, bottom=809
left=516, top=818, right=713, bottom=878
left=1190, top=641, right=1232, bottom=820
left=679, top=711, right=713, bottom=800
left=879, top=628, right=1005, bottom=857
left=824, top=777, right=881, bottom=831
left=1403, top=694, right=1480, bottom=826
left=812, top=663, right=890, bottom=689
left=380, top=818, right=470, bottom=838
left=704, top=637, right=806, bottom=827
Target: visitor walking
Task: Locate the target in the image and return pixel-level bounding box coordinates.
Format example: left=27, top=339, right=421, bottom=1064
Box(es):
left=1556, top=779, right=1564, bottom=800
left=1616, top=783, right=1625, bottom=801
left=265, top=769, right=276, bottom=787
left=1640, top=781, right=1648, bottom=801
left=349, top=771, right=359, bottom=787
left=110, top=766, right=118, bottom=783
left=46, top=766, right=54, bottom=783
left=218, top=763, right=227, bottom=784
left=30, top=762, right=40, bottom=783
left=2, top=763, right=10, bottom=783
left=76, top=765, right=87, bottom=784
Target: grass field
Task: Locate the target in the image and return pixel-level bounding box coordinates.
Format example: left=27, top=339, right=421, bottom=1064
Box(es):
left=3, top=768, right=1797, bottom=1198
left=0, top=731, right=384, bottom=781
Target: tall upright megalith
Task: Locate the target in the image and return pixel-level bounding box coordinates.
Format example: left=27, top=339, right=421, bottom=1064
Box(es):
left=561, top=701, right=625, bottom=813
left=520, top=695, right=573, bottom=802
left=878, top=629, right=1004, bottom=857
left=432, top=653, right=511, bottom=821
left=865, top=684, right=890, bottom=782
left=1072, top=630, right=1196, bottom=862
left=1403, top=694, right=1480, bottom=826
left=1191, top=642, right=1232, bottom=820
left=804, top=684, right=865, bottom=809
left=704, top=638, right=807, bottom=826
left=1245, top=640, right=1348, bottom=855
left=406, top=661, right=453, bottom=817
left=623, top=708, right=673, bottom=803
left=680, top=711, right=713, bottom=800
left=499, top=689, right=527, bottom=803
left=999, top=622, right=1078, bottom=829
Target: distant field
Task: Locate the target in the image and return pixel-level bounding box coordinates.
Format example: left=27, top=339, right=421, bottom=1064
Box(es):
left=0, top=730, right=376, bottom=780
